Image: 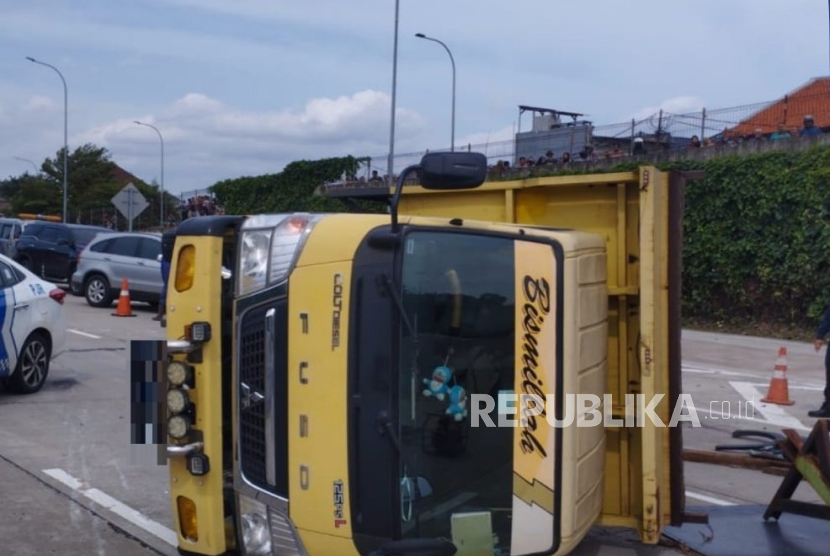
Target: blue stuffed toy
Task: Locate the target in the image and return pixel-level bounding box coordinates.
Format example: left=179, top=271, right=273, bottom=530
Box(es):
left=446, top=385, right=468, bottom=421
left=422, top=365, right=453, bottom=401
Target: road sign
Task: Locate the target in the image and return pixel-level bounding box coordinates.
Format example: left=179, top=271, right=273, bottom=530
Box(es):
left=111, top=183, right=149, bottom=231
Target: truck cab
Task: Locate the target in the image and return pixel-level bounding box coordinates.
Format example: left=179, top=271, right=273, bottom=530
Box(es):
left=135, top=154, right=687, bottom=556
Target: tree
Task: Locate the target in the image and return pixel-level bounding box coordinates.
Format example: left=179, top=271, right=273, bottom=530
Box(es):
left=209, top=155, right=383, bottom=215
left=0, top=173, right=59, bottom=215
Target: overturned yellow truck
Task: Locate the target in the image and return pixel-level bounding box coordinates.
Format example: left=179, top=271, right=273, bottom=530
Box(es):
left=136, top=153, right=700, bottom=556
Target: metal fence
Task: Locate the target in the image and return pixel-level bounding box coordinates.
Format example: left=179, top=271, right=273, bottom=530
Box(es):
left=69, top=205, right=166, bottom=232
left=357, top=89, right=830, bottom=181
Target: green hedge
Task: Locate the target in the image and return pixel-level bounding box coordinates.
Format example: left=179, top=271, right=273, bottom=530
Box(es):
left=678, top=146, right=830, bottom=328
left=209, top=156, right=384, bottom=215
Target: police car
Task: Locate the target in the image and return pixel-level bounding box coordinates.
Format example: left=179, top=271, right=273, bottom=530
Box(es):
left=0, top=253, right=67, bottom=394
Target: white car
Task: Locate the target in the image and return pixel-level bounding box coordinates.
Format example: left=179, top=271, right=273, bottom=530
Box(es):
left=0, top=254, right=67, bottom=394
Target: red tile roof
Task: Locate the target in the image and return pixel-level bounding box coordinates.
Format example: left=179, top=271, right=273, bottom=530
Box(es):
left=110, top=164, right=142, bottom=186
left=727, top=77, right=830, bottom=137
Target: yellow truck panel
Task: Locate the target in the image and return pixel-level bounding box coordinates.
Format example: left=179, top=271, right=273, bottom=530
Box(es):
left=396, top=166, right=681, bottom=542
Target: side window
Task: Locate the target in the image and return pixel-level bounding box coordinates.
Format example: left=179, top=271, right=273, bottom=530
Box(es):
left=0, top=261, right=23, bottom=288
left=22, top=223, right=42, bottom=238
left=0, top=224, right=11, bottom=240
left=110, top=237, right=142, bottom=257
left=90, top=239, right=114, bottom=253
left=138, top=238, right=161, bottom=260
left=56, top=228, right=72, bottom=245
left=38, top=227, right=59, bottom=244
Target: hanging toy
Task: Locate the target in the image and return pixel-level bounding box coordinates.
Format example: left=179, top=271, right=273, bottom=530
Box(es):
left=446, top=385, right=468, bottom=421
left=422, top=365, right=454, bottom=401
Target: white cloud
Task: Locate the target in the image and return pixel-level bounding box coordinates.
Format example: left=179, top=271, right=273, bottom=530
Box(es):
left=632, top=96, right=707, bottom=122
left=24, top=95, right=56, bottom=111
left=2, top=0, right=830, bottom=195
left=71, top=89, right=428, bottom=194
left=169, top=94, right=224, bottom=117
left=456, top=125, right=516, bottom=148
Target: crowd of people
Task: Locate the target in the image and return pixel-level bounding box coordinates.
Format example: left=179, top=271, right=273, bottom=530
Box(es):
left=179, top=194, right=223, bottom=221
left=489, top=141, right=628, bottom=174
left=321, top=115, right=829, bottom=190
left=691, top=114, right=823, bottom=148
left=489, top=115, right=827, bottom=174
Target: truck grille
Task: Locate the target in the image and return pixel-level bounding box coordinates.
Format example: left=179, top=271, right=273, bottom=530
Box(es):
left=238, top=300, right=289, bottom=496
left=239, top=307, right=267, bottom=487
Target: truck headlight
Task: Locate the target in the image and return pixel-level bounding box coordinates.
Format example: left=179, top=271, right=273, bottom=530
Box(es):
left=237, top=213, right=322, bottom=297
left=268, top=215, right=314, bottom=284
left=238, top=496, right=271, bottom=556
left=238, top=229, right=272, bottom=296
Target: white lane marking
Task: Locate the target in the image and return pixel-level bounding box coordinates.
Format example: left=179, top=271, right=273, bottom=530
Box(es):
left=43, top=468, right=177, bottom=546
left=685, top=491, right=737, bottom=506
left=683, top=367, right=763, bottom=379
left=702, top=408, right=787, bottom=428
left=68, top=329, right=102, bottom=339
left=729, top=381, right=811, bottom=432
left=44, top=467, right=84, bottom=490
left=684, top=363, right=823, bottom=389
left=746, top=382, right=824, bottom=392
left=683, top=363, right=766, bottom=380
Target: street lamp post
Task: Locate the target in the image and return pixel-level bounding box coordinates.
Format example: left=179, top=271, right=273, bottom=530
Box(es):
left=26, top=57, right=68, bottom=222
left=387, top=0, right=401, bottom=188
left=13, top=157, right=39, bottom=175
left=134, top=121, right=165, bottom=228
left=415, top=33, right=456, bottom=152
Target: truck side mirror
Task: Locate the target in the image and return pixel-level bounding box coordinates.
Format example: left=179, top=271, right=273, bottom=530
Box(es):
left=390, top=151, right=489, bottom=233
left=419, top=152, right=488, bottom=190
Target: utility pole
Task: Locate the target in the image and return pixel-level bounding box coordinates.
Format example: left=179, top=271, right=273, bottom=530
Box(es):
left=26, top=57, right=68, bottom=222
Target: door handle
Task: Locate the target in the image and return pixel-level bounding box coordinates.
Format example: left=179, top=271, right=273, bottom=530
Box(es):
left=15, top=303, right=29, bottom=310
left=137, top=261, right=145, bottom=266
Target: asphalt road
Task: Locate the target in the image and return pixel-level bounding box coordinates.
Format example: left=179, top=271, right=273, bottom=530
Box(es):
left=0, top=292, right=827, bottom=556
left=0, top=293, right=176, bottom=556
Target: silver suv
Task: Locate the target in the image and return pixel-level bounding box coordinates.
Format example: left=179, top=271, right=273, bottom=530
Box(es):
left=71, top=232, right=163, bottom=308
left=0, top=218, right=27, bottom=259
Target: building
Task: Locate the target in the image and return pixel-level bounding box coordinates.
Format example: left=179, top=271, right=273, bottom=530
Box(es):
left=726, top=77, right=830, bottom=137
left=513, top=106, right=594, bottom=163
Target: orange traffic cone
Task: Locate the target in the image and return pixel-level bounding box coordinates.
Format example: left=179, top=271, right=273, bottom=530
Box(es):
left=112, top=278, right=136, bottom=317
left=761, top=346, right=794, bottom=405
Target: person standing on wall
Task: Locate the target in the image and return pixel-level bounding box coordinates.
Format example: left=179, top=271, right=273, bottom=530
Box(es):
left=809, top=304, right=830, bottom=418
left=153, top=229, right=176, bottom=325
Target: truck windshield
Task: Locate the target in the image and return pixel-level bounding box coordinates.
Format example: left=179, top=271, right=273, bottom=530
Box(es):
left=397, top=230, right=516, bottom=554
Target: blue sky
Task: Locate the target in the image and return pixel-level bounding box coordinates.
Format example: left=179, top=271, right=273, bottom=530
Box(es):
left=1, top=0, right=828, bottom=197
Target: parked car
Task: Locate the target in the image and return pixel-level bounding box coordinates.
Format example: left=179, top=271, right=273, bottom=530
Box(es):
left=71, top=232, right=163, bottom=308
left=0, top=253, right=67, bottom=394
left=0, top=218, right=30, bottom=259
left=14, top=222, right=114, bottom=285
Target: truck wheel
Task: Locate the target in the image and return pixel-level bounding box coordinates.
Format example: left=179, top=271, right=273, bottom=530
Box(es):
left=7, top=332, right=51, bottom=394
left=85, top=274, right=113, bottom=308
